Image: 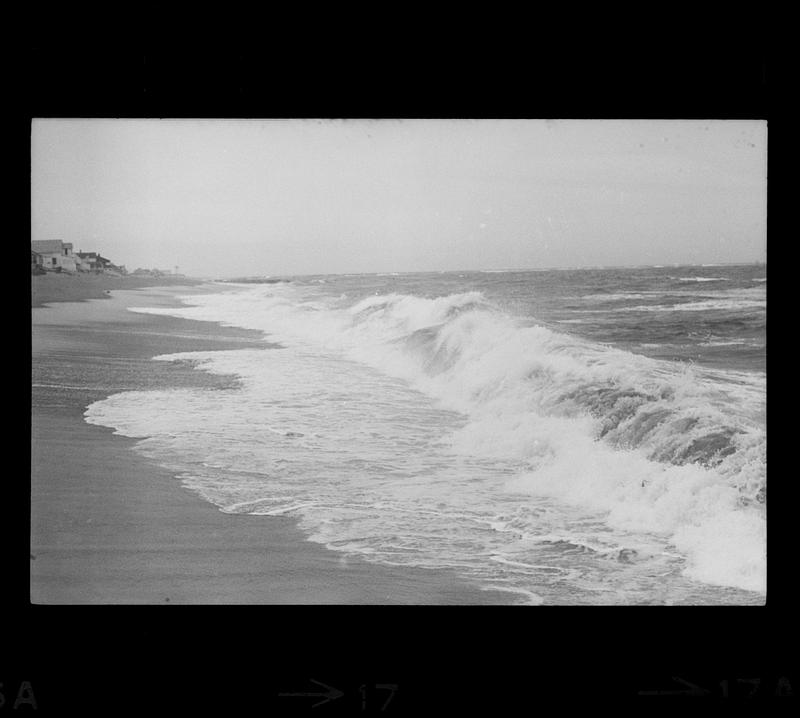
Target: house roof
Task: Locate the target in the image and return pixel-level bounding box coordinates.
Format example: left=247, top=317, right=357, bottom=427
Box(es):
left=31, top=240, right=64, bottom=254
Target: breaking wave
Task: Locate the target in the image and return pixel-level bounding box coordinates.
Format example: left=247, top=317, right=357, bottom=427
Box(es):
left=111, top=283, right=765, bottom=594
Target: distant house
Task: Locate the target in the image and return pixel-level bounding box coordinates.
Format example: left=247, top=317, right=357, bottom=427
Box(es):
left=76, top=251, right=118, bottom=273
left=31, top=240, right=77, bottom=272
left=74, top=252, right=92, bottom=271
left=76, top=251, right=100, bottom=271
left=103, top=261, right=126, bottom=277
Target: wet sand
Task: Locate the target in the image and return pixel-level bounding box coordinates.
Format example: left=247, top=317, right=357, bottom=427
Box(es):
left=31, top=285, right=516, bottom=604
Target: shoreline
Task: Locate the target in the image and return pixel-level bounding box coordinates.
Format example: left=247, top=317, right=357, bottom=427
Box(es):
left=31, top=285, right=517, bottom=604
left=31, top=271, right=207, bottom=308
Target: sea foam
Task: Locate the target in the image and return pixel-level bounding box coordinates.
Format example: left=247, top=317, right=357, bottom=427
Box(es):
left=89, top=282, right=765, bottom=597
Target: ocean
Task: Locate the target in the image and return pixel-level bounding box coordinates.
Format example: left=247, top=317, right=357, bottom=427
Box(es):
left=84, top=264, right=766, bottom=604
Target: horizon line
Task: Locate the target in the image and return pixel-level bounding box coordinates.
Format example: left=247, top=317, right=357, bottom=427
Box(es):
left=203, top=260, right=766, bottom=281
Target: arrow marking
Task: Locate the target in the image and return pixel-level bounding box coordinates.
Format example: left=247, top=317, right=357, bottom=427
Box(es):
left=279, top=679, right=345, bottom=708
left=639, top=676, right=712, bottom=696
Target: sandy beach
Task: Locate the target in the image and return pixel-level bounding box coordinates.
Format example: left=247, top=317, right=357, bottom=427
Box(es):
left=31, top=271, right=205, bottom=307
left=31, top=281, right=514, bottom=604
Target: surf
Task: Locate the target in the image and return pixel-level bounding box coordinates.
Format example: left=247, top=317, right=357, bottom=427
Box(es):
left=101, top=281, right=765, bottom=596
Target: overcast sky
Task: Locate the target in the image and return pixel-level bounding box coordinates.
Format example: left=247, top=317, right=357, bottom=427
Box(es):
left=31, top=119, right=767, bottom=277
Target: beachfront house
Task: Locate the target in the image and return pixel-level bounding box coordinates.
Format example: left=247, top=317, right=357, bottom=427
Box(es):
left=76, top=251, right=115, bottom=273
left=76, top=251, right=100, bottom=271
left=74, top=251, right=127, bottom=275
left=31, top=240, right=77, bottom=272
left=101, top=259, right=126, bottom=276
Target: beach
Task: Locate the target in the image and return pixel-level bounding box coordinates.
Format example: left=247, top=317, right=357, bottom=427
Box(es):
left=30, top=278, right=514, bottom=604
left=31, top=271, right=205, bottom=307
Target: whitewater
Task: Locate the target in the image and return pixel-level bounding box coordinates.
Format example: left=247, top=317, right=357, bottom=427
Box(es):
left=84, top=266, right=766, bottom=604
